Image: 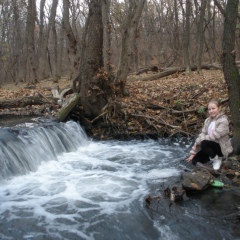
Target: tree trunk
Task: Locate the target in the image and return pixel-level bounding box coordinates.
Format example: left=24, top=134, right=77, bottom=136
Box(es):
left=0, top=96, right=56, bottom=109
left=75, top=0, right=111, bottom=119
left=213, top=0, right=225, bottom=16
left=196, top=0, right=207, bottom=72
left=172, top=0, right=180, bottom=65
left=143, top=2, right=152, bottom=67
left=62, top=0, right=78, bottom=76
left=72, top=9, right=90, bottom=94
left=102, top=0, right=111, bottom=74
left=206, top=1, right=215, bottom=63
left=49, top=0, right=59, bottom=81
left=26, top=0, right=38, bottom=83
left=12, top=0, right=21, bottom=83
left=37, top=0, right=48, bottom=79
left=56, top=22, right=64, bottom=80
left=114, top=0, right=146, bottom=95
left=222, top=0, right=240, bottom=154
left=182, top=0, right=191, bottom=73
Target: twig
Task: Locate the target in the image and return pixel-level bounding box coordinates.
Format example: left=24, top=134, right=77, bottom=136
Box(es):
left=91, top=110, right=108, bottom=123
left=130, top=113, right=180, bottom=129
left=37, top=91, right=53, bottom=103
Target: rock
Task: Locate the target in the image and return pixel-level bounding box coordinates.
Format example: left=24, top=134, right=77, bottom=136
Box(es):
left=196, top=162, right=221, bottom=176
left=222, top=161, right=233, bottom=169
left=163, top=185, right=188, bottom=202
left=235, top=172, right=240, bottom=177
left=220, top=175, right=233, bottom=185
left=226, top=173, right=235, bottom=179
left=181, top=169, right=213, bottom=191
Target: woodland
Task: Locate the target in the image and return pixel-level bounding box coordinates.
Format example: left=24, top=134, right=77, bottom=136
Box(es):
left=1, top=0, right=240, bottom=224
left=0, top=0, right=240, bottom=153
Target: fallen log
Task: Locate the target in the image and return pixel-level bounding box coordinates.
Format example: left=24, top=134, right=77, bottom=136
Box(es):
left=56, top=93, right=80, bottom=122
left=129, top=64, right=223, bottom=82
left=51, top=87, right=73, bottom=102
left=0, top=96, right=56, bottom=109
left=138, top=67, right=182, bottom=81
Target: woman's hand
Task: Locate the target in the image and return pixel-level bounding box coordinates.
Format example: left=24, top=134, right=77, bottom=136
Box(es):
left=186, top=154, right=195, bottom=162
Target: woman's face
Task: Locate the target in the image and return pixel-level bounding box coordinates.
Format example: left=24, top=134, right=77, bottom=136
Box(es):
left=208, top=103, right=221, bottom=119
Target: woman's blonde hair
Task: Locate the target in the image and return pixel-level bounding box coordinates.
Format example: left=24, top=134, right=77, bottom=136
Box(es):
left=208, top=98, right=221, bottom=107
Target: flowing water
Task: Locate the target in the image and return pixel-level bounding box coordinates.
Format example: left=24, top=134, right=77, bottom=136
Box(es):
left=0, top=119, right=239, bottom=240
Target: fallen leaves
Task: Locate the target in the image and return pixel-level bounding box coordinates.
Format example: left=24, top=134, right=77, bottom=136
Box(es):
left=0, top=69, right=231, bottom=138
left=118, top=69, right=230, bottom=137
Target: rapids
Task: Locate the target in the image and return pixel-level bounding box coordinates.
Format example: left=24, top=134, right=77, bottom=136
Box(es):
left=0, top=119, right=239, bottom=240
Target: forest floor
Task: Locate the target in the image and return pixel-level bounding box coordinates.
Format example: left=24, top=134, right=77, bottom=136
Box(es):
left=0, top=69, right=230, bottom=138
left=0, top=68, right=233, bottom=140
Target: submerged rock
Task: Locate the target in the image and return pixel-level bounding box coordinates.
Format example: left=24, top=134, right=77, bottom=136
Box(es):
left=163, top=185, right=188, bottom=202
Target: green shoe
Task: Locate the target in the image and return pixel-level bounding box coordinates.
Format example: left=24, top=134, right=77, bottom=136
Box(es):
left=211, top=179, right=224, bottom=187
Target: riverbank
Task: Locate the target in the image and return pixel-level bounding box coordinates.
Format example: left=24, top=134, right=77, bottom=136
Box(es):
left=0, top=71, right=240, bottom=225
left=0, top=70, right=239, bottom=183
left=0, top=69, right=229, bottom=139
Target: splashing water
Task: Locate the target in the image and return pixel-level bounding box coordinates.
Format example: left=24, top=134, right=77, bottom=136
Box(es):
left=0, top=120, right=239, bottom=240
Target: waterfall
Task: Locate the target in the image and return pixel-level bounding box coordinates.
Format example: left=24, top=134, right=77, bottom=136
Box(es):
left=0, top=120, right=88, bottom=181
left=0, top=123, right=236, bottom=240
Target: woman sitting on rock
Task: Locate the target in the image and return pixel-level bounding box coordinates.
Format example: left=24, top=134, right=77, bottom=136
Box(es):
left=186, top=98, right=233, bottom=170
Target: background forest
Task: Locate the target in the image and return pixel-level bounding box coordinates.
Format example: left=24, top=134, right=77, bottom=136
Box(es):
left=1, top=0, right=240, bottom=153
left=0, top=0, right=231, bottom=84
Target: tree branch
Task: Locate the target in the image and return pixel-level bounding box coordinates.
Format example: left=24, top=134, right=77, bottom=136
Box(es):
left=213, top=0, right=225, bottom=16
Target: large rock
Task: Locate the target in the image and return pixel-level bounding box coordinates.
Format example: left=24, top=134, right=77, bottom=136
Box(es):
left=181, top=169, right=213, bottom=191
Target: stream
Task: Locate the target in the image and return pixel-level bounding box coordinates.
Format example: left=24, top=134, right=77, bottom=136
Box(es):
left=0, top=118, right=239, bottom=240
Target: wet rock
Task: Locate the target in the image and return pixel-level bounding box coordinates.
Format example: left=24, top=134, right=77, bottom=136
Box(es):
left=145, top=195, right=161, bottom=205
left=222, top=161, right=233, bottom=170
left=145, top=195, right=162, bottom=210
left=226, top=173, right=236, bottom=180
left=196, top=162, right=221, bottom=176
left=163, top=185, right=188, bottom=202
left=181, top=169, right=213, bottom=191
left=220, top=175, right=234, bottom=185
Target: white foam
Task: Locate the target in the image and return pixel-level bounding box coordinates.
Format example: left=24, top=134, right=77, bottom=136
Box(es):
left=146, top=168, right=181, bottom=179
left=0, top=139, right=188, bottom=239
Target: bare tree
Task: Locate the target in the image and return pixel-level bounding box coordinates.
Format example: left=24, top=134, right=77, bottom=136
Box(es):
left=73, top=0, right=109, bottom=118
left=142, top=3, right=150, bottom=67
left=182, top=0, right=191, bottom=73
left=48, top=0, right=59, bottom=81
left=26, top=0, right=38, bottom=83
left=0, top=0, right=233, bottom=85
left=205, top=1, right=218, bottom=63
left=37, top=0, right=47, bottom=79
left=171, top=0, right=180, bottom=66
left=195, top=0, right=207, bottom=72
left=62, top=0, right=79, bottom=76
left=114, top=0, right=146, bottom=95
left=102, top=0, right=111, bottom=74
left=12, top=0, right=22, bottom=83
left=56, top=20, right=64, bottom=80
left=222, top=0, right=240, bottom=154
